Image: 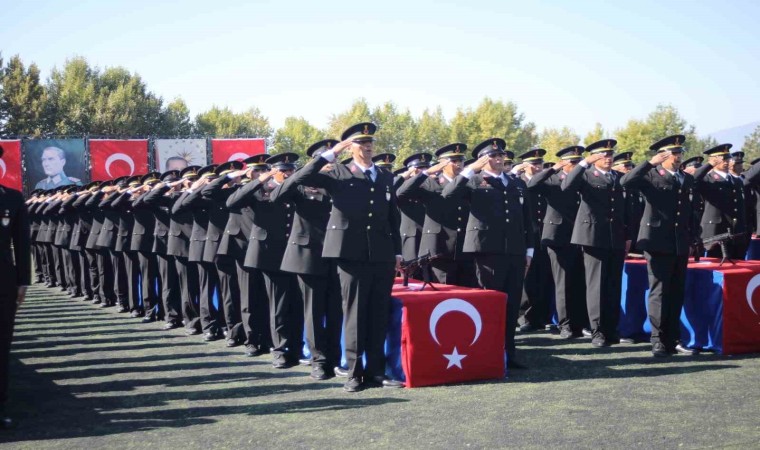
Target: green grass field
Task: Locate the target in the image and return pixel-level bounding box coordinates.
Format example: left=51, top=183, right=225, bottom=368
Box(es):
left=1, top=284, right=759, bottom=449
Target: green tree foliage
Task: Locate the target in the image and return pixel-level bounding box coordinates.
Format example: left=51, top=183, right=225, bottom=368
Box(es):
left=615, top=104, right=704, bottom=162
left=742, top=125, right=760, bottom=162
left=91, top=66, right=164, bottom=136
left=158, top=97, right=193, bottom=136
left=43, top=56, right=99, bottom=134
left=325, top=98, right=372, bottom=139
left=449, top=98, right=536, bottom=153
left=272, top=116, right=326, bottom=158
left=583, top=123, right=606, bottom=146
left=414, top=107, right=452, bottom=153
left=371, top=102, right=417, bottom=164
left=537, top=127, right=580, bottom=161
left=0, top=54, right=47, bottom=137
left=194, top=106, right=273, bottom=138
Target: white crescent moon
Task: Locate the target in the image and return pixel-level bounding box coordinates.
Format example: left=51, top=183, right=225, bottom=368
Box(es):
left=745, top=273, right=760, bottom=315
left=0, top=159, right=6, bottom=178
left=227, top=152, right=250, bottom=162
left=105, top=153, right=135, bottom=177
left=429, top=298, right=482, bottom=346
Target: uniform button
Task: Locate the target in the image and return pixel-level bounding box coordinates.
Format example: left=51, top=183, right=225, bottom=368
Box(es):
left=287, top=214, right=291, bottom=217
left=505, top=210, right=509, bottom=214
left=458, top=206, right=462, bottom=210
left=370, top=188, right=375, bottom=192
left=457, top=228, right=461, bottom=232
left=611, top=208, right=615, bottom=212
left=538, top=219, right=542, bottom=223
left=332, top=225, right=336, bottom=229
left=506, top=219, right=510, bottom=223
left=366, top=225, right=371, bottom=230
left=458, top=217, right=462, bottom=221
left=675, top=222, right=679, bottom=226
left=285, top=233, right=289, bottom=237
left=677, top=212, right=681, bottom=216
left=309, top=196, right=315, bottom=200
left=368, top=213, right=373, bottom=217
left=370, top=200, right=374, bottom=204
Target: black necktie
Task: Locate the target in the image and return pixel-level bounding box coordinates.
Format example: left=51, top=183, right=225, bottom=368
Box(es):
left=364, top=169, right=373, bottom=183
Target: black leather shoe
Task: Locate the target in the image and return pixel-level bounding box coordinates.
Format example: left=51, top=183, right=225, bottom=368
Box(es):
left=299, top=358, right=311, bottom=366
left=84, top=296, right=94, bottom=302
left=620, top=337, right=636, bottom=344
left=366, top=376, right=404, bottom=389
left=91, top=298, right=102, bottom=305
left=0, top=416, right=17, bottom=429
left=162, top=321, right=182, bottom=330
left=141, top=314, right=156, bottom=323
left=100, top=302, right=114, bottom=308
left=130, top=310, right=145, bottom=318
left=582, top=328, right=593, bottom=337
left=652, top=342, right=670, bottom=357
left=185, top=327, right=202, bottom=336
left=70, top=292, right=83, bottom=298
left=343, top=377, right=363, bottom=393
left=334, top=366, right=349, bottom=378
left=559, top=327, right=577, bottom=339
left=272, top=354, right=295, bottom=369
left=674, top=344, right=697, bottom=355
left=507, top=359, right=527, bottom=370
left=591, top=334, right=608, bottom=347
left=225, top=338, right=240, bottom=348
left=517, top=323, right=540, bottom=333
left=244, top=345, right=267, bottom=357
left=203, top=331, right=222, bottom=342
left=116, top=305, right=129, bottom=313
left=310, top=366, right=333, bottom=380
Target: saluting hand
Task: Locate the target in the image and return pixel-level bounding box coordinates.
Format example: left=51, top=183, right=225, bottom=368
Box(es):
left=649, top=151, right=670, bottom=166
left=426, top=160, right=450, bottom=175
left=258, top=169, right=276, bottom=182
left=683, top=166, right=697, bottom=175
left=552, top=160, right=570, bottom=171
left=584, top=153, right=605, bottom=165
left=331, top=139, right=354, bottom=156
left=470, top=155, right=491, bottom=172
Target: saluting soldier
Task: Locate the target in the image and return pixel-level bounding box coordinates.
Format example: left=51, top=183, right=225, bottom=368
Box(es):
left=515, top=148, right=553, bottom=332
left=72, top=182, right=102, bottom=303
left=110, top=177, right=143, bottom=318
left=140, top=170, right=184, bottom=330
left=293, top=122, right=405, bottom=392
left=397, top=153, right=433, bottom=264
left=97, top=177, right=132, bottom=313
left=26, top=190, right=45, bottom=284
left=168, top=167, right=203, bottom=335
left=271, top=140, right=343, bottom=380
left=442, top=138, right=534, bottom=369
left=396, top=143, right=475, bottom=286
left=224, top=155, right=273, bottom=357
left=620, top=135, right=699, bottom=356
left=693, top=144, right=748, bottom=259
left=84, top=181, right=115, bottom=307
left=612, top=152, right=645, bottom=255
left=526, top=146, right=588, bottom=338
left=747, top=158, right=760, bottom=235
left=681, top=156, right=705, bottom=225
left=561, top=139, right=628, bottom=348
left=729, top=150, right=754, bottom=257
left=372, top=153, right=396, bottom=172
left=199, top=162, right=245, bottom=346
left=59, top=186, right=85, bottom=298
left=0, top=169, right=31, bottom=430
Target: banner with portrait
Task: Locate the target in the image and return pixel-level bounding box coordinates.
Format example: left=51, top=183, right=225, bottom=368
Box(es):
left=90, top=139, right=149, bottom=181
left=154, top=139, right=208, bottom=172
left=211, top=138, right=267, bottom=164
left=0, top=140, right=23, bottom=191
left=22, top=139, right=87, bottom=193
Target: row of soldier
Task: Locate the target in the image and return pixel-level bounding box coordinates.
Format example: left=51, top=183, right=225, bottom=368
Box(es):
left=26, top=124, right=760, bottom=391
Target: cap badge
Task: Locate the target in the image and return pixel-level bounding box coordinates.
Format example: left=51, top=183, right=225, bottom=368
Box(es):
left=363, top=125, right=369, bottom=135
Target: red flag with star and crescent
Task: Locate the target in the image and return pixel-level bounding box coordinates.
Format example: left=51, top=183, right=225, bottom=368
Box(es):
left=0, top=140, right=23, bottom=191
left=395, top=283, right=506, bottom=388
left=211, top=138, right=266, bottom=164
left=89, top=140, right=149, bottom=181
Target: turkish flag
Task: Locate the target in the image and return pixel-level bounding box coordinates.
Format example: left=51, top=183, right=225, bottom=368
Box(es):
left=718, top=261, right=760, bottom=354
left=395, top=282, right=506, bottom=387
left=89, top=140, right=149, bottom=181
left=211, top=139, right=266, bottom=164
left=0, top=140, right=22, bottom=191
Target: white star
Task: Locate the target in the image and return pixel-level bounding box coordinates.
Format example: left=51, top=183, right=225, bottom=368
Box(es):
left=443, top=347, right=467, bottom=369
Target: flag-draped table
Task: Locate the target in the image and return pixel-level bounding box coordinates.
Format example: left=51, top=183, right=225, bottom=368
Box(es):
left=620, top=258, right=760, bottom=354
left=746, top=237, right=760, bottom=260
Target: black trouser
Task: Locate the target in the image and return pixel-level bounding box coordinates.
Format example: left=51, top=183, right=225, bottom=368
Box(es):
left=238, top=261, right=271, bottom=350
left=582, top=246, right=625, bottom=340
left=519, top=243, right=553, bottom=327
left=33, top=244, right=44, bottom=282
left=299, top=266, right=342, bottom=369
left=430, top=257, right=477, bottom=288
left=111, top=250, right=129, bottom=308
left=157, top=254, right=181, bottom=323
left=123, top=251, right=141, bottom=312
left=261, top=269, right=302, bottom=360
left=198, top=261, right=222, bottom=334
left=547, top=245, right=588, bottom=333
left=96, top=248, right=115, bottom=304
left=53, top=246, right=66, bottom=289
left=78, top=251, right=94, bottom=299
left=60, top=246, right=75, bottom=293
left=217, top=256, right=243, bottom=341
left=67, top=249, right=83, bottom=296
left=36, top=244, right=49, bottom=283
left=138, top=251, right=160, bottom=316
left=644, top=251, right=688, bottom=347
left=174, top=256, right=200, bottom=331
left=336, top=259, right=395, bottom=380
left=473, top=253, right=525, bottom=358
left=0, top=296, right=17, bottom=408
left=85, top=249, right=100, bottom=301
left=44, top=244, right=57, bottom=286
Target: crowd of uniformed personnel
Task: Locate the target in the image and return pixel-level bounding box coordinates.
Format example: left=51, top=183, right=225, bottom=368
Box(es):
left=12, top=124, right=760, bottom=404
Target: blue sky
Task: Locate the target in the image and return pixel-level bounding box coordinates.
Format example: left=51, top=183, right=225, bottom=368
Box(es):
left=2, top=0, right=759, bottom=137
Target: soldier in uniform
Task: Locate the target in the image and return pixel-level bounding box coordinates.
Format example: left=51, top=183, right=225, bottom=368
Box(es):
left=620, top=135, right=699, bottom=356
left=224, top=155, right=273, bottom=356
left=293, top=122, right=404, bottom=392
left=526, top=146, right=588, bottom=338
left=612, top=152, right=644, bottom=255
left=72, top=182, right=102, bottom=303
left=515, top=148, right=553, bottom=332
left=0, top=157, right=30, bottom=429
left=397, top=153, right=433, bottom=264
left=110, top=177, right=143, bottom=318
left=26, top=190, right=45, bottom=284
left=372, top=153, right=396, bottom=172
left=271, top=140, right=344, bottom=380
left=234, top=153, right=302, bottom=368
left=562, top=139, right=629, bottom=347
left=442, top=138, right=534, bottom=369
left=693, top=144, right=748, bottom=259
left=59, top=186, right=85, bottom=298
left=681, top=157, right=705, bottom=225
left=729, top=151, right=754, bottom=256
left=140, top=170, right=185, bottom=330
left=396, top=143, right=475, bottom=287
left=748, top=158, right=760, bottom=236
left=97, top=178, right=133, bottom=314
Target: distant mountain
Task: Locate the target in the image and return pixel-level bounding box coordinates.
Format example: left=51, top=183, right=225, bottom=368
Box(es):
left=706, top=121, right=760, bottom=151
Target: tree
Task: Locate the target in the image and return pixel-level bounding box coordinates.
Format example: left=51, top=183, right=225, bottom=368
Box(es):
left=158, top=97, right=193, bottom=136
left=449, top=98, right=536, bottom=153
left=743, top=124, right=760, bottom=162
left=414, top=107, right=452, bottom=153
left=583, top=123, right=606, bottom=146
left=43, top=56, right=99, bottom=134
left=371, top=102, right=417, bottom=164
left=0, top=54, right=47, bottom=137
left=90, top=66, right=164, bottom=136
left=537, top=127, right=580, bottom=161
left=194, top=106, right=273, bottom=138
left=615, top=104, right=699, bottom=162
left=325, top=98, right=372, bottom=139
left=273, top=116, right=326, bottom=158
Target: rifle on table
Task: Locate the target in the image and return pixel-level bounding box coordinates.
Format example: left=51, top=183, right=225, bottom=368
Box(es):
left=694, top=231, right=748, bottom=265
left=399, top=251, right=442, bottom=291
